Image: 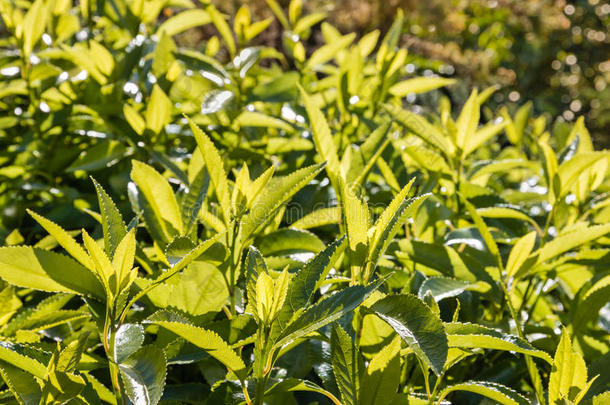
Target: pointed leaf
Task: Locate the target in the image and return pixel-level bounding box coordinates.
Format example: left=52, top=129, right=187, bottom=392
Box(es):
left=299, top=86, right=341, bottom=182
left=359, top=336, right=401, bottom=405
left=0, top=362, right=42, bottom=405
left=291, top=207, right=341, bottom=230
left=119, top=346, right=166, bottom=405
left=506, top=231, right=537, bottom=279
left=331, top=324, right=359, bottom=405
left=438, top=381, right=529, bottom=405
left=188, top=118, right=231, bottom=223
left=114, top=324, right=145, bottom=364
left=549, top=329, right=587, bottom=404
left=131, top=160, right=183, bottom=241
left=92, top=178, right=127, bottom=257
left=0, top=247, right=103, bottom=299
left=144, top=312, right=246, bottom=379
left=418, top=277, right=490, bottom=301
left=444, top=322, right=553, bottom=364
left=27, top=210, right=93, bottom=270
left=274, top=280, right=382, bottom=349
left=384, top=103, right=453, bottom=155
left=389, top=77, right=455, bottom=97
left=368, top=294, right=447, bottom=376
left=368, top=179, right=429, bottom=270
left=456, top=89, right=480, bottom=152
left=241, top=163, right=325, bottom=240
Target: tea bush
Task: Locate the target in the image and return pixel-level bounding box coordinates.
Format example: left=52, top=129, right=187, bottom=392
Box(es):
left=0, top=0, right=609, bottom=404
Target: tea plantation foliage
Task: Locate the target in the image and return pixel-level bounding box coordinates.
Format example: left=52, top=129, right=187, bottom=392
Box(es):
left=0, top=0, right=609, bottom=404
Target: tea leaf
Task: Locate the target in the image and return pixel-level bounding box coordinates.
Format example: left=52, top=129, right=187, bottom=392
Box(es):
left=145, top=312, right=246, bottom=380
left=119, top=346, right=166, bottom=405
left=331, top=324, right=359, bottom=405
left=389, top=77, right=455, bottom=97
left=0, top=247, right=103, bottom=299
left=92, top=178, right=127, bottom=257
left=27, top=210, right=93, bottom=270
left=438, top=381, right=529, bottom=405
left=367, top=294, right=448, bottom=376
left=445, top=322, right=553, bottom=363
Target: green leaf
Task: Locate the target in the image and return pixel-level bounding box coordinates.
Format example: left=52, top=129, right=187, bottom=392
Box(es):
left=463, top=121, right=507, bottom=158
left=112, top=229, right=136, bottom=290
left=182, top=164, right=209, bottom=235
left=156, top=9, right=212, bottom=36
left=131, top=160, right=183, bottom=242
left=92, top=178, right=127, bottom=257
left=291, top=207, right=341, bottom=230
left=187, top=117, right=232, bottom=224
left=384, top=103, right=453, bottom=156
left=558, top=152, right=609, bottom=196
left=343, top=123, right=390, bottom=186
left=549, top=329, right=588, bottom=404
left=41, top=369, right=86, bottom=405
left=21, top=0, right=48, bottom=57
left=389, top=77, right=455, bottom=97
left=124, top=104, right=146, bottom=135
left=119, top=346, right=166, bottom=405
left=264, top=378, right=341, bottom=404
left=304, top=33, right=355, bottom=70
left=66, top=140, right=127, bottom=172
left=505, top=231, right=537, bottom=279
left=146, top=233, right=225, bottom=290
left=0, top=247, right=104, bottom=299
left=264, top=0, right=289, bottom=29
left=368, top=179, right=429, bottom=272
left=271, top=236, right=347, bottom=335
left=285, top=235, right=346, bottom=310
left=114, top=323, right=144, bottom=364
left=534, top=223, right=610, bottom=266
left=360, top=336, right=401, bottom=405
left=141, top=261, right=229, bottom=316
left=146, top=84, right=171, bottom=134
left=593, top=392, right=610, bottom=405
left=340, top=177, right=369, bottom=273
left=27, top=210, right=94, bottom=270
left=56, top=333, right=89, bottom=373
left=206, top=4, right=235, bottom=57
left=235, top=111, right=292, bottom=132
left=240, top=163, right=325, bottom=241
left=274, top=279, right=382, bottom=349
left=0, top=286, right=22, bottom=326
left=460, top=195, right=502, bottom=271
left=299, top=86, right=341, bottom=182
left=145, top=312, right=246, bottom=379
left=293, top=12, right=326, bottom=36
left=477, top=207, right=541, bottom=234
left=330, top=324, right=359, bottom=405
left=444, top=322, right=553, bottom=364
left=572, top=274, right=610, bottom=333
left=455, top=89, right=480, bottom=153
left=0, top=344, right=47, bottom=378
left=438, top=381, right=529, bottom=405
left=2, top=293, right=73, bottom=337
left=254, top=228, right=325, bottom=256
left=0, top=362, right=42, bottom=405
left=82, top=229, right=114, bottom=294
left=418, top=277, right=490, bottom=301
left=367, top=294, right=448, bottom=376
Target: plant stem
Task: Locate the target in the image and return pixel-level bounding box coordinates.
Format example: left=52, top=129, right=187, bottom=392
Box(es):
left=500, top=281, right=545, bottom=404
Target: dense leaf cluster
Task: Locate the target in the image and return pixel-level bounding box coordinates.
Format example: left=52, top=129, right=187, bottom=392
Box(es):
left=0, top=0, right=609, bottom=404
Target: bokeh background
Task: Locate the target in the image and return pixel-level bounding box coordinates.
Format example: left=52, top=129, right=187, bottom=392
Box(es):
left=204, top=0, right=610, bottom=146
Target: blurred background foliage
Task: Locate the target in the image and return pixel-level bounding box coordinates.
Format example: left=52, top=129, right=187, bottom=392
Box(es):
left=211, top=0, right=610, bottom=146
